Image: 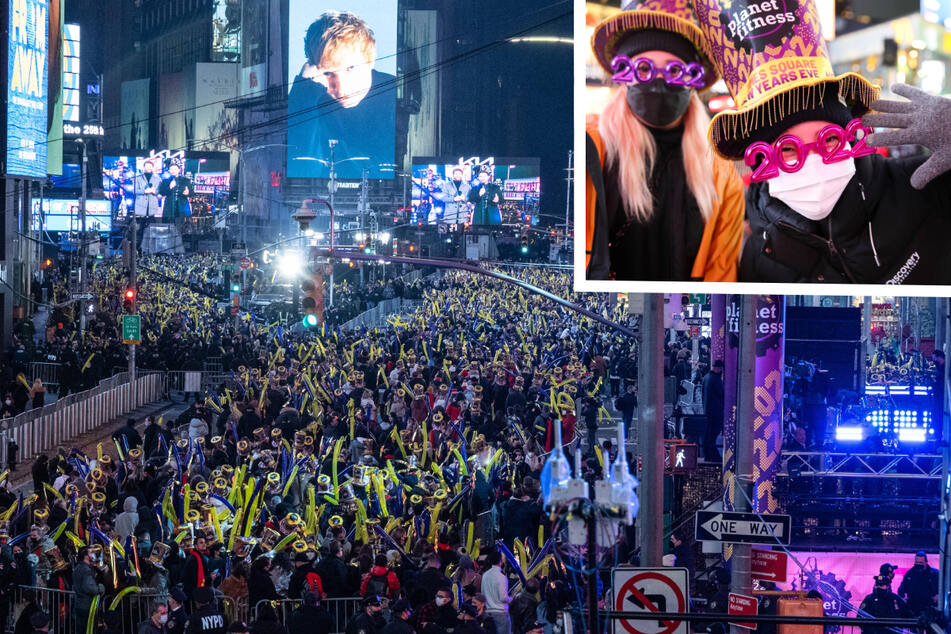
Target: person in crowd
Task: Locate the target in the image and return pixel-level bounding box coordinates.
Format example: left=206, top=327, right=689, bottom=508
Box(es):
left=139, top=600, right=170, bottom=634
left=167, top=587, right=189, bottom=634
left=482, top=551, right=511, bottom=634
left=509, top=578, right=540, bottom=634
left=346, top=595, right=386, bottom=634
left=585, top=0, right=743, bottom=281
left=287, top=591, right=333, bottom=634
left=897, top=552, right=939, bottom=617
left=379, top=598, right=414, bottom=634
left=701, top=359, right=724, bottom=462
left=360, top=553, right=400, bottom=600
left=186, top=587, right=227, bottom=634
left=859, top=575, right=910, bottom=634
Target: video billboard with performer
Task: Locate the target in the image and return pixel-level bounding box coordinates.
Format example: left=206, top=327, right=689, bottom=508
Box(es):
left=285, top=0, right=397, bottom=180
left=102, top=150, right=231, bottom=219
left=411, top=158, right=540, bottom=227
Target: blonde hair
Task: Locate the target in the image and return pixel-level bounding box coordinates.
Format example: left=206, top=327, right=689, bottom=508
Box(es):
left=305, top=11, right=376, bottom=68
left=598, top=89, right=718, bottom=225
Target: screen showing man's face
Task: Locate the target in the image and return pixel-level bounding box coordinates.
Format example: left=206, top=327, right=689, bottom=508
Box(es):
left=478, top=172, right=490, bottom=185
left=318, top=48, right=373, bottom=108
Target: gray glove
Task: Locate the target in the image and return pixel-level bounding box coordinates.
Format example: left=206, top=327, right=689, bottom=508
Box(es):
left=862, top=83, right=951, bottom=190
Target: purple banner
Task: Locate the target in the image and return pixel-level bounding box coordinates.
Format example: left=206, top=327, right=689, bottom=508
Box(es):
left=753, top=295, right=785, bottom=513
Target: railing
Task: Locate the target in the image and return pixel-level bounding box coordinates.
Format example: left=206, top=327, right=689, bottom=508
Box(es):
left=0, top=372, right=162, bottom=466
left=339, top=298, right=422, bottom=330
left=781, top=451, right=943, bottom=479
left=253, top=597, right=362, bottom=633
left=28, top=361, right=61, bottom=392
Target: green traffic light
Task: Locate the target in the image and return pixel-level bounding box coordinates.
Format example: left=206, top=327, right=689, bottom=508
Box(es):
left=302, top=313, right=319, bottom=328
left=231, top=284, right=240, bottom=293
left=521, top=246, right=529, bottom=254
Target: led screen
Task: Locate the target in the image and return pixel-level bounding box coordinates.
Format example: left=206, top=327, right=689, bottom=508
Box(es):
left=410, top=157, right=540, bottom=226
left=285, top=0, right=397, bottom=179
left=7, top=0, right=49, bottom=178
left=31, top=198, right=111, bottom=232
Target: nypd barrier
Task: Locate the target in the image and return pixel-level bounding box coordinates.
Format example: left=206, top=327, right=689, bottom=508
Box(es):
left=0, top=373, right=162, bottom=465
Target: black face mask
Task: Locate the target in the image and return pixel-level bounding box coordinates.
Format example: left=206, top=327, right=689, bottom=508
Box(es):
left=626, top=78, right=691, bottom=129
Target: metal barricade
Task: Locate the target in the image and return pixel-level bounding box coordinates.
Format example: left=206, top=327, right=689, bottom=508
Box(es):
left=9, top=585, right=74, bottom=634
left=28, top=361, right=61, bottom=392
left=253, top=597, right=361, bottom=633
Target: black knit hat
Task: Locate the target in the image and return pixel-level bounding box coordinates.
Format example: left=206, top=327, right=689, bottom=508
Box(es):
left=615, top=30, right=700, bottom=66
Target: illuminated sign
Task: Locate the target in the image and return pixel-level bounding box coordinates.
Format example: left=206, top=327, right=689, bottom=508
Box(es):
left=62, top=22, right=78, bottom=122
left=31, top=198, right=111, bottom=232
left=7, top=0, right=50, bottom=178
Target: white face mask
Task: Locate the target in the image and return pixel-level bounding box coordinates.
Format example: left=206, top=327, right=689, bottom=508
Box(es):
left=436, top=597, right=450, bottom=606
left=768, top=153, right=855, bottom=221
left=159, top=614, right=169, bottom=624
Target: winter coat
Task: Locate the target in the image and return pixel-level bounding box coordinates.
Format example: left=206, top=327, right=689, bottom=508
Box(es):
left=585, top=116, right=744, bottom=281
left=188, top=417, right=209, bottom=442
left=73, top=561, right=103, bottom=610
left=116, top=496, right=140, bottom=543
left=741, top=153, right=951, bottom=284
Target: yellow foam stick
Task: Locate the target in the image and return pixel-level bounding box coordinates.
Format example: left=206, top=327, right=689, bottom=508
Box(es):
left=108, top=585, right=141, bottom=611
left=51, top=520, right=68, bottom=542
left=332, top=437, right=345, bottom=491
left=182, top=484, right=191, bottom=518
left=452, top=448, right=469, bottom=477
left=514, top=539, right=528, bottom=575
left=594, top=445, right=604, bottom=469
left=212, top=509, right=223, bottom=544
left=65, top=531, right=85, bottom=547
left=538, top=524, right=544, bottom=548
left=228, top=509, right=243, bottom=551
left=392, top=428, right=406, bottom=459
left=355, top=499, right=368, bottom=544
left=271, top=532, right=298, bottom=554
left=173, top=531, right=189, bottom=544
left=421, top=422, right=429, bottom=468
left=43, top=482, right=64, bottom=502
left=282, top=465, right=299, bottom=498
left=428, top=503, right=442, bottom=544
left=471, top=538, right=481, bottom=560
left=466, top=522, right=474, bottom=554
left=372, top=473, right=388, bottom=518
left=86, top=596, right=99, bottom=634
left=97, top=443, right=104, bottom=463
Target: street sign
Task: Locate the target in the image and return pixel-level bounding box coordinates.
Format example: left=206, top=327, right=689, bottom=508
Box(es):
left=688, top=326, right=700, bottom=338
left=695, top=511, right=791, bottom=545
left=71, top=293, right=93, bottom=300
left=728, top=593, right=757, bottom=630
left=664, top=443, right=698, bottom=474
left=684, top=317, right=709, bottom=326
left=239, top=257, right=252, bottom=270
left=121, top=314, right=141, bottom=345
left=612, top=567, right=688, bottom=634
left=751, top=549, right=788, bottom=583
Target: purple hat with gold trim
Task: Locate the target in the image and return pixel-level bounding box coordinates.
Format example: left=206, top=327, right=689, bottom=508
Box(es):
left=693, top=0, right=880, bottom=159
left=591, top=0, right=720, bottom=91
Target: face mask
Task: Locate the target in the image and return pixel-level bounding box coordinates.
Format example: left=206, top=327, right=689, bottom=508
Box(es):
left=159, top=614, right=169, bottom=624
left=380, top=421, right=392, bottom=430
left=768, top=153, right=855, bottom=221
left=436, top=597, right=450, bottom=606
left=626, top=79, right=691, bottom=129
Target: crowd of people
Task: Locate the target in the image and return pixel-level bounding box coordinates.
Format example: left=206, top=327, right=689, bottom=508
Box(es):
left=0, top=254, right=640, bottom=634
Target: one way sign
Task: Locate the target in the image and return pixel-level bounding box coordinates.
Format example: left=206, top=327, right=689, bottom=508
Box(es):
left=695, top=510, right=791, bottom=545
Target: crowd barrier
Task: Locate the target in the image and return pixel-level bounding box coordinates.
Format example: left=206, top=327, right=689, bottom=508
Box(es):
left=253, top=597, right=362, bottom=633
left=340, top=298, right=422, bottom=330
left=0, top=372, right=162, bottom=466
left=29, top=361, right=61, bottom=392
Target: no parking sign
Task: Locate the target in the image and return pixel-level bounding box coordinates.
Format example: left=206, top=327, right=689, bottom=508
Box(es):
left=612, top=567, right=688, bottom=634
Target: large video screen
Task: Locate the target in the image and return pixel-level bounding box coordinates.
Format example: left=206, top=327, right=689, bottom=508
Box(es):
left=410, top=158, right=540, bottom=227
left=31, top=199, right=112, bottom=233
left=7, top=0, right=49, bottom=178
left=102, top=150, right=231, bottom=218
left=286, top=1, right=397, bottom=180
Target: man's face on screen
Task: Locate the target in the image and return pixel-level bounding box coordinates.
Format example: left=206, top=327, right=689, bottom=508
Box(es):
left=318, top=48, right=374, bottom=109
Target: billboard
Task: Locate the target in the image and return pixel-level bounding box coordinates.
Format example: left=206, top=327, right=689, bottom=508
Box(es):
left=286, top=0, right=397, bottom=179
left=120, top=78, right=150, bottom=150
left=7, top=0, right=50, bottom=178
left=240, top=0, right=267, bottom=97
left=102, top=150, right=230, bottom=219
left=410, top=157, right=540, bottom=227
left=31, top=198, right=111, bottom=232
left=187, top=62, right=238, bottom=151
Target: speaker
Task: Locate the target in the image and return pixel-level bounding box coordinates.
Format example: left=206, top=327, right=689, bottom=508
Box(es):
left=786, top=307, right=861, bottom=392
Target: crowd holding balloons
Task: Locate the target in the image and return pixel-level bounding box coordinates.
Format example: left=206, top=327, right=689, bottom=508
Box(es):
left=0, top=254, right=641, bottom=634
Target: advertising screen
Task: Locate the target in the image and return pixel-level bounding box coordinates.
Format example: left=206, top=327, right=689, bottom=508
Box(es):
left=285, top=0, right=397, bottom=179
left=102, top=150, right=231, bottom=218
left=31, top=198, right=111, bottom=232
left=7, top=0, right=50, bottom=178
left=410, top=158, right=540, bottom=227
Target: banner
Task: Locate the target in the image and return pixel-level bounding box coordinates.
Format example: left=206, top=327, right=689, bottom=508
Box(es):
left=752, top=295, right=784, bottom=513
left=7, top=0, right=50, bottom=178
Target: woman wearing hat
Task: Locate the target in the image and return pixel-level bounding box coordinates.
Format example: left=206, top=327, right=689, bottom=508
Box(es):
left=694, top=0, right=951, bottom=284
left=586, top=0, right=744, bottom=281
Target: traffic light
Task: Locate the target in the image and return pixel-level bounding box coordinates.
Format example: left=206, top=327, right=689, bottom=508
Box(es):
left=230, top=276, right=241, bottom=311
left=520, top=232, right=529, bottom=254
left=40, top=258, right=52, bottom=269
left=123, top=287, right=135, bottom=313
left=231, top=282, right=241, bottom=294
left=300, top=271, right=323, bottom=328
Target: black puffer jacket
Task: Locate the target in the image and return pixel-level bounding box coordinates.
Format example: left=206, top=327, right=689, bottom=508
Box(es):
left=740, top=153, right=951, bottom=284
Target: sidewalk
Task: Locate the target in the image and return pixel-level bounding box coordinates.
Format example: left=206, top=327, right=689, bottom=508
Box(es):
left=7, top=398, right=187, bottom=494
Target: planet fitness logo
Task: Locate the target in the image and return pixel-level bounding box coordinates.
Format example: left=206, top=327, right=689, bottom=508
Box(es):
left=722, top=0, right=800, bottom=51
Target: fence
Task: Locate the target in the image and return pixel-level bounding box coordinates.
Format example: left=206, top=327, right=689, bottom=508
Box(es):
left=0, top=372, right=162, bottom=466
left=253, top=597, right=362, bottom=633
left=29, top=361, right=61, bottom=392
left=340, top=298, right=422, bottom=330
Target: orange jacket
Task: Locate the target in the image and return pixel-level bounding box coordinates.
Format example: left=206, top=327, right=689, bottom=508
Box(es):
left=585, top=116, right=744, bottom=282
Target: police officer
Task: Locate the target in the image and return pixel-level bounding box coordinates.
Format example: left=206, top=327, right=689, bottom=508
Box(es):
left=858, top=575, right=910, bottom=634
left=167, top=587, right=188, bottom=634
left=346, top=595, right=385, bottom=634
left=186, top=587, right=227, bottom=634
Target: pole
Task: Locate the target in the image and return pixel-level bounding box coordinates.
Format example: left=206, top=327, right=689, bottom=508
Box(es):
left=636, top=292, right=664, bottom=565
left=731, top=294, right=757, bottom=634
left=564, top=149, right=573, bottom=247
left=862, top=296, right=872, bottom=390
left=129, top=217, right=137, bottom=385
left=328, top=140, right=337, bottom=307
left=939, top=298, right=950, bottom=619
left=586, top=509, right=599, bottom=634
left=79, top=139, right=88, bottom=337
left=241, top=144, right=247, bottom=246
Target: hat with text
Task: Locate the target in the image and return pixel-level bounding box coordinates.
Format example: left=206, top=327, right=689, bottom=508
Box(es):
left=591, top=0, right=719, bottom=90
left=693, top=0, right=880, bottom=159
